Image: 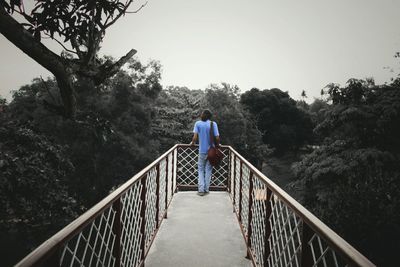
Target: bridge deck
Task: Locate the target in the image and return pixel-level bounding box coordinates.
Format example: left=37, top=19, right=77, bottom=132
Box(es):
left=145, top=192, right=253, bottom=267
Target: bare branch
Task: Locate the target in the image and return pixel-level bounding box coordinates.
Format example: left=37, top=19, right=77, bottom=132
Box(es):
left=43, top=32, right=78, bottom=55
left=103, top=0, right=135, bottom=29
left=94, top=48, right=137, bottom=85
left=126, top=1, right=148, bottom=14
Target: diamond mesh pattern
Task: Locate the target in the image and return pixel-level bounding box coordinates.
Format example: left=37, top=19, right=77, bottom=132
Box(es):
left=240, top=164, right=250, bottom=236
left=267, top=195, right=302, bottom=267
left=173, top=149, right=177, bottom=192
left=308, top=233, right=348, bottom=267
left=230, top=152, right=235, bottom=193
left=120, top=181, right=143, bottom=267
left=234, top=158, right=241, bottom=212
left=176, top=146, right=229, bottom=187
left=250, top=175, right=268, bottom=266
left=145, top=167, right=158, bottom=249
left=60, top=205, right=117, bottom=267
left=159, top=159, right=167, bottom=221
left=167, top=153, right=173, bottom=204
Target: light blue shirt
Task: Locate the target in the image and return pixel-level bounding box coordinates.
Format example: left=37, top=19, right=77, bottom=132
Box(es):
left=193, top=120, right=220, bottom=154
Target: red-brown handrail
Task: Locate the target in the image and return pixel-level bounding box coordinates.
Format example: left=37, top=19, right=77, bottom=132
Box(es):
left=16, top=145, right=178, bottom=267
left=228, top=146, right=375, bottom=267
left=15, top=144, right=375, bottom=267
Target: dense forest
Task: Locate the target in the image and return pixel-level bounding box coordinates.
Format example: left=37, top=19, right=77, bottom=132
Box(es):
left=1, top=1, right=400, bottom=266
left=1, top=63, right=400, bottom=265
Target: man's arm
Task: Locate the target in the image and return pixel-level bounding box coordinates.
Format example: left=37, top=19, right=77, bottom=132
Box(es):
left=215, top=136, right=220, bottom=147
left=190, top=133, right=198, bottom=146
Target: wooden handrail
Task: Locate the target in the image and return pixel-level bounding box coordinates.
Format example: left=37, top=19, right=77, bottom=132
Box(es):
left=16, top=145, right=178, bottom=267
left=227, top=146, right=375, bottom=267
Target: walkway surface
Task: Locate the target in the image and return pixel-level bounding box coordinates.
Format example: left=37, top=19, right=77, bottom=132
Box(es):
left=145, top=192, right=253, bottom=267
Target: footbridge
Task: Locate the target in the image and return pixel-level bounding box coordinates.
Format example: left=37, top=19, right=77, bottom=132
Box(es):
left=16, top=145, right=375, bottom=267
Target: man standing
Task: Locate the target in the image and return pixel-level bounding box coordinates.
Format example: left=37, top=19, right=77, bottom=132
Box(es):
left=190, top=110, right=220, bottom=196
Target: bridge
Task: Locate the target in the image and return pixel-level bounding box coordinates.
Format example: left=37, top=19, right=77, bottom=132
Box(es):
left=16, top=145, right=375, bottom=267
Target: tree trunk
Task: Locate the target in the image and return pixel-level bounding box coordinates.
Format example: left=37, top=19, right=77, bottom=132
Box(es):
left=0, top=6, right=76, bottom=118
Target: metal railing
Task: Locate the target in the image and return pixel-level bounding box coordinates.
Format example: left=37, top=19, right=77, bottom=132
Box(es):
left=16, top=145, right=375, bottom=267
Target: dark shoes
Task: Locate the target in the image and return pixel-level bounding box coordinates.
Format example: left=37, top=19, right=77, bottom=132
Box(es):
left=197, top=191, right=210, bottom=196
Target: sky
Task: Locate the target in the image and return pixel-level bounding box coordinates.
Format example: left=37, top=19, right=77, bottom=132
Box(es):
left=1, top=0, right=400, bottom=102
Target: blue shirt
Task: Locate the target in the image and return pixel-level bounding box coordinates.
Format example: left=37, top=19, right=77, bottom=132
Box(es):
left=193, top=120, right=220, bottom=154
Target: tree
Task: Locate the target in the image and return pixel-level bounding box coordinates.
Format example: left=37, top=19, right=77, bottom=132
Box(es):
left=203, top=83, right=268, bottom=167
left=240, top=88, right=313, bottom=154
left=293, top=80, right=400, bottom=266
left=0, top=0, right=146, bottom=118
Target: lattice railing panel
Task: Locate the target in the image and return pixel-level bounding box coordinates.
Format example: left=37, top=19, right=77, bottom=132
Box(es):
left=211, top=148, right=229, bottom=186
left=172, top=149, right=177, bottom=192
left=167, top=153, right=173, bottom=204
left=240, top=164, right=250, bottom=236
left=60, top=205, right=117, bottom=267
left=230, top=152, right=235, bottom=193
left=159, top=159, right=167, bottom=221
left=234, top=157, right=241, bottom=212
left=176, top=146, right=229, bottom=187
left=250, top=175, right=268, bottom=267
left=120, top=181, right=143, bottom=267
left=177, top=146, right=197, bottom=186
left=145, top=167, right=157, bottom=249
left=267, top=195, right=302, bottom=267
left=307, top=233, right=348, bottom=267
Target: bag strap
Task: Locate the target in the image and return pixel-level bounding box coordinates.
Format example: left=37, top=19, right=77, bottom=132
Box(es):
left=209, top=121, right=214, bottom=146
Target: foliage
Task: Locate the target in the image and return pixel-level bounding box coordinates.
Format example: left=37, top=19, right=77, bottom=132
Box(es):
left=203, top=83, right=268, bottom=167
left=0, top=119, right=80, bottom=266
left=240, top=88, right=314, bottom=154
left=0, top=0, right=144, bottom=117
left=293, top=80, right=400, bottom=266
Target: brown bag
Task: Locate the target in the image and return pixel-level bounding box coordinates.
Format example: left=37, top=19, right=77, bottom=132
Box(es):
left=207, top=121, right=223, bottom=166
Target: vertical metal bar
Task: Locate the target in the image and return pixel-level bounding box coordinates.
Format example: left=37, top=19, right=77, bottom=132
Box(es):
left=175, top=147, right=179, bottom=193
left=139, top=176, right=147, bottom=266
left=112, top=199, right=121, bottom=267
left=226, top=149, right=231, bottom=192
left=238, top=161, right=243, bottom=222
left=155, top=163, right=160, bottom=227
left=264, top=187, right=273, bottom=267
left=172, top=148, right=177, bottom=194
left=164, top=155, right=169, bottom=219
left=232, top=154, right=236, bottom=212
left=301, top=222, right=314, bottom=267
left=246, top=172, right=254, bottom=259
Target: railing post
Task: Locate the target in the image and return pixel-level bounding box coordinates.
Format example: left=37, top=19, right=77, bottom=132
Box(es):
left=139, top=176, right=147, bottom=267
left=238, top=161, right=243, bottom=222
left=301, top=222, right=314, bottom=267
left=232, top=154, right=236, bottom=213
left=175, top=147, right=179, bottom=193
left=172, top=148, right=177, bottom=194
left=246, top=172, right=254, bottom=259
left=226, top=149, right=231, bottom=192
left=164, top=155, right=169, bottom=219
left=112, top=199, right=121, bottom=267
left=263, top=187, right=273, bottom=267
left=155, top=164, right=160, bottom=228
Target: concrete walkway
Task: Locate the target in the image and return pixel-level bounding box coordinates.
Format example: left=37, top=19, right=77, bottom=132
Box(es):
left=145, top=192, right=253, bottom=267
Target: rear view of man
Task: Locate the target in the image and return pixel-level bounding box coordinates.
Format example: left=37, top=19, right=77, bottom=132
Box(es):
left=190, top=109, right=220, bottom=196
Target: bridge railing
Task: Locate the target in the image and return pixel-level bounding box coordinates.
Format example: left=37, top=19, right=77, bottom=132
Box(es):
left=17, top=145, right=179, bottom=267
left=227, top=146, right=375, bottom=267
left=16, top=144, right=375, bottom=267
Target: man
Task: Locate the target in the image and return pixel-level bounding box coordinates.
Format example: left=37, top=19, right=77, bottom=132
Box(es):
left=190, top=109, right=220, bottom=196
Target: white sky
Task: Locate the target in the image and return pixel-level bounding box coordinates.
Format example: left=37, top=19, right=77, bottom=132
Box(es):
left=1, top=0, right=400, bottom=101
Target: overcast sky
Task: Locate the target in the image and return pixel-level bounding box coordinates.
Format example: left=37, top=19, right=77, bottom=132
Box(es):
left=1, top=0, right=400, bottom=101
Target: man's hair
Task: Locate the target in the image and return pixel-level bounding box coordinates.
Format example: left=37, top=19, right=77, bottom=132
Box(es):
left=201, top=109, right=212, bottom=121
